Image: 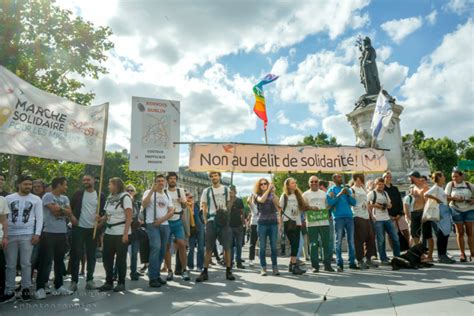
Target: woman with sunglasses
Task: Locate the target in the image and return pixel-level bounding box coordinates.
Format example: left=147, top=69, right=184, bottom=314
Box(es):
left=253, top=179, right=280, bottom=276
left=280, top=178, right=306, bottom=275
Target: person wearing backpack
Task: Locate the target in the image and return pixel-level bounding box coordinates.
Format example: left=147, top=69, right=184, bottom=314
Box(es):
left=196, top=172, right=235, bottom=282
left=163, top=172, right=190, bottom=282
left=96, top=178, right=132, bottom=292
left=369, top=177, right=401, bottom=265
left=125, top=184, right=144, bottom=281
left=445, top=169, right=474, bottom=262
left=280, top=178, right=306, bottom=275
left=141, top=174, right=174, bottom=288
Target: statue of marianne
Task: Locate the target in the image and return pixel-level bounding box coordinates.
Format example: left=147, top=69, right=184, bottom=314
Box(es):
left=358, top=36, right=381, bottom=95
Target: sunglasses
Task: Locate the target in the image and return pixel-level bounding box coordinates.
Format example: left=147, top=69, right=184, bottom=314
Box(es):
left=186, top=195, right=193, bottom=198
left=310, top=181, right=319, bottom=184
left=260, top=182, right=269, bottom=186
left=127, top=189, right=135, bottom=192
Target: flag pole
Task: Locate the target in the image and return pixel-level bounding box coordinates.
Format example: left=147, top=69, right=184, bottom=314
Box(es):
left=93, top=103, right=109, bottom=240
left=264, top=126, right=274, bottom=182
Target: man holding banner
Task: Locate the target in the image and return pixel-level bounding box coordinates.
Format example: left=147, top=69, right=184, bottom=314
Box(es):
left=196, top=172, right=235, bottom=282
left=303, top=176, right=334, bottom=273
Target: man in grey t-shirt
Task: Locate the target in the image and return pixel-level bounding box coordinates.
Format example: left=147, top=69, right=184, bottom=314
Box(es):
left=35, top=177, right=77, bottom=300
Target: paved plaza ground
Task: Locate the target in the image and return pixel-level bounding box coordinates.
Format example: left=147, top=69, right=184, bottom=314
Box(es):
left=0, top=248, right=473, bottom=316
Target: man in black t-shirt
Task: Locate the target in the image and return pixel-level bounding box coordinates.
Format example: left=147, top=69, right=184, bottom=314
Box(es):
left=383, top=172, right=410, bottom=246
left=228, top=186, right=245, bottom=269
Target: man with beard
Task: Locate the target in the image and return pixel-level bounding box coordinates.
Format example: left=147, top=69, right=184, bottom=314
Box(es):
left=0, top=174, right=10, bottom=197
left=35, top=177, right=77, bottom=299
left=196, top=172, right=235, bottom=282
left=2, top=175, right=43, bottom=303
left=163, top=172, right=190, bottom=282
left=32, top=179, right=46, bottom=198
left=69, top=175, right=106, bottom=291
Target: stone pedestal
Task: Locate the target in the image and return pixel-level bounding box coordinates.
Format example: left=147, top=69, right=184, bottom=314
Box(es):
left=346, top=102, right=430, bottom=184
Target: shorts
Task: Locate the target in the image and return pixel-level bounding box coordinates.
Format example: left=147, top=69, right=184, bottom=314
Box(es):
left=452, top=209, right=474, bottom=224
left=392, top=215, right=409, bottom=231
left=168, top=219, right=185, bottom=241
left=205, top=221, right=231, bottom=251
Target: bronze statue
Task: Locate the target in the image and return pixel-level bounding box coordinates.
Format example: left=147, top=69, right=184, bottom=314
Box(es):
left=354, top=36, right=394, bottom=109
left=358, top=36, right=381, bottom=95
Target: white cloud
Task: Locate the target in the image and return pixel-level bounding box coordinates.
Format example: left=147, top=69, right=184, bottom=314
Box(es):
left=276, top=111, right=290, bottom=125
left=444, top=0, right=473, bottom=14
left=55, top=0, right=371, bottom=152
left=271, top=57, right=289, bottom=75
left=426, top=10, right=438, bottom=25
left=290, top=118, right=318, bottom=131
left=322, top=114, right=355, bottom=145
left=399, top=19, right=474, bottom=141
left=381, top=16, right=423, bottom=44
left=279, top=134, right=305, bottom=145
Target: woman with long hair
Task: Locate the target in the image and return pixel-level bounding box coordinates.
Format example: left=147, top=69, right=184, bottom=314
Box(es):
left=97, top=178, right=132, bottom=292
left=253, top=178, right=280, bottom=276
left=280, top=178, right=306, bottom=275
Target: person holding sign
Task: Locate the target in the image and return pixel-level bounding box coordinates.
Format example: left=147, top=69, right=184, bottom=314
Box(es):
left=253, top=178, right=280, bottom=276
left=303, top=176, right=334, bottom=273
left=327, top=174, right=358, bottom=272
left=196, top=172, right=235, bottom=282
left=351, top=174, right=377, bottom=269
left=280, top=178, right=306, bottom=275
left=141, top=175, right=174, bottom=288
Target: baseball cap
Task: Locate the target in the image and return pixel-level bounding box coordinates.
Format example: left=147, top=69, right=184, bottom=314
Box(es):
left=408, top=171, right=421, bottom=178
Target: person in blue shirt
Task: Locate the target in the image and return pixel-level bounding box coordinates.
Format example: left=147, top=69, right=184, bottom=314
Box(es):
left=327, top=174, right=359, bottom=272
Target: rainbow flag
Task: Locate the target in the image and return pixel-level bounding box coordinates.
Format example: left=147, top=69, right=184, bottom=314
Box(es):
left=253, top=74, right=279, bottom=129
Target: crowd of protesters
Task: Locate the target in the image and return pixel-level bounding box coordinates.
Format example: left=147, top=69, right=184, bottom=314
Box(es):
left=0, top=167, right=472, bottom=304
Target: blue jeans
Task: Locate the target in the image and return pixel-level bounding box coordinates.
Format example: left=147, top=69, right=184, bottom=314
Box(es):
left=257, top=223, right=278, bottom=268
left=334, top=217, right=356, bottom=266
left=130, top=233, right=140, bottom=275
left=187, top=226, right=205, bottom=270
left=230, top=227, right=244, bottom=265
left=374, top=220, right=401, bottom=261
left=146, top=224, right=170, bottom=280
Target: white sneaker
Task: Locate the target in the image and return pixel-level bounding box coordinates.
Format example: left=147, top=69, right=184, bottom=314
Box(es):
left=85, top=280, right=97, bottom=290
left=249, top=260, right=254, bottom=267
left=35, top=288, right=46, bottom=300
left=69, top=281, right=78, bottom=292
left=53, top=286, right=73, bottom=296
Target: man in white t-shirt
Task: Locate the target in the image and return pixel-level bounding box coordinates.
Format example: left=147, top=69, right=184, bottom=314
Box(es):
left=69, top=174, right=106, bottom=291
left=3, top=175, right=43, bottom=304
left=196, top=172, right=234, bottom=282
left=0, top=195, right=10, bottom=302
left=163, top=172, right=189, bottom=282
left=303, top=176, right=334, bottom=273
left=368, top=178, right=400, bottom=265
left=141, top=174, right=174, bottom=288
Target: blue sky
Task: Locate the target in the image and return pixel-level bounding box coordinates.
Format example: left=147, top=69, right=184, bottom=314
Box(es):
left=57, top=0, right=473, bottom=194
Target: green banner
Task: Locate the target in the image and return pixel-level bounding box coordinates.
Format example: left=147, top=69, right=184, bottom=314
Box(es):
left=306, top=209, right=329, bottom=222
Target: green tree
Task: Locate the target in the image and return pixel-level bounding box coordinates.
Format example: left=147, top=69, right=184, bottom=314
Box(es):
left=273, top=132, right=339, bottom=195
left=0, top=0, right=113, bottom=188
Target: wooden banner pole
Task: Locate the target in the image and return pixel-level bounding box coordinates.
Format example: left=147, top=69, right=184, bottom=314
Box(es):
left=93, top=102, right=109, bottom=240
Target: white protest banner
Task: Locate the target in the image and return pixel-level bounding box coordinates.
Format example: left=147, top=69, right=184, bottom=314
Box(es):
left=189, top=143, right=388, bottom=173
left=0, top=66, right=108, bottom=165
left=129, top=96, right=180, bottom=172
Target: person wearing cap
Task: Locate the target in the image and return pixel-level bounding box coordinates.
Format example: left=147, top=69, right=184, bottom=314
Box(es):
left=408, top=171, right=432, bottom=254
left=383, top=171, right=410, bottom=249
